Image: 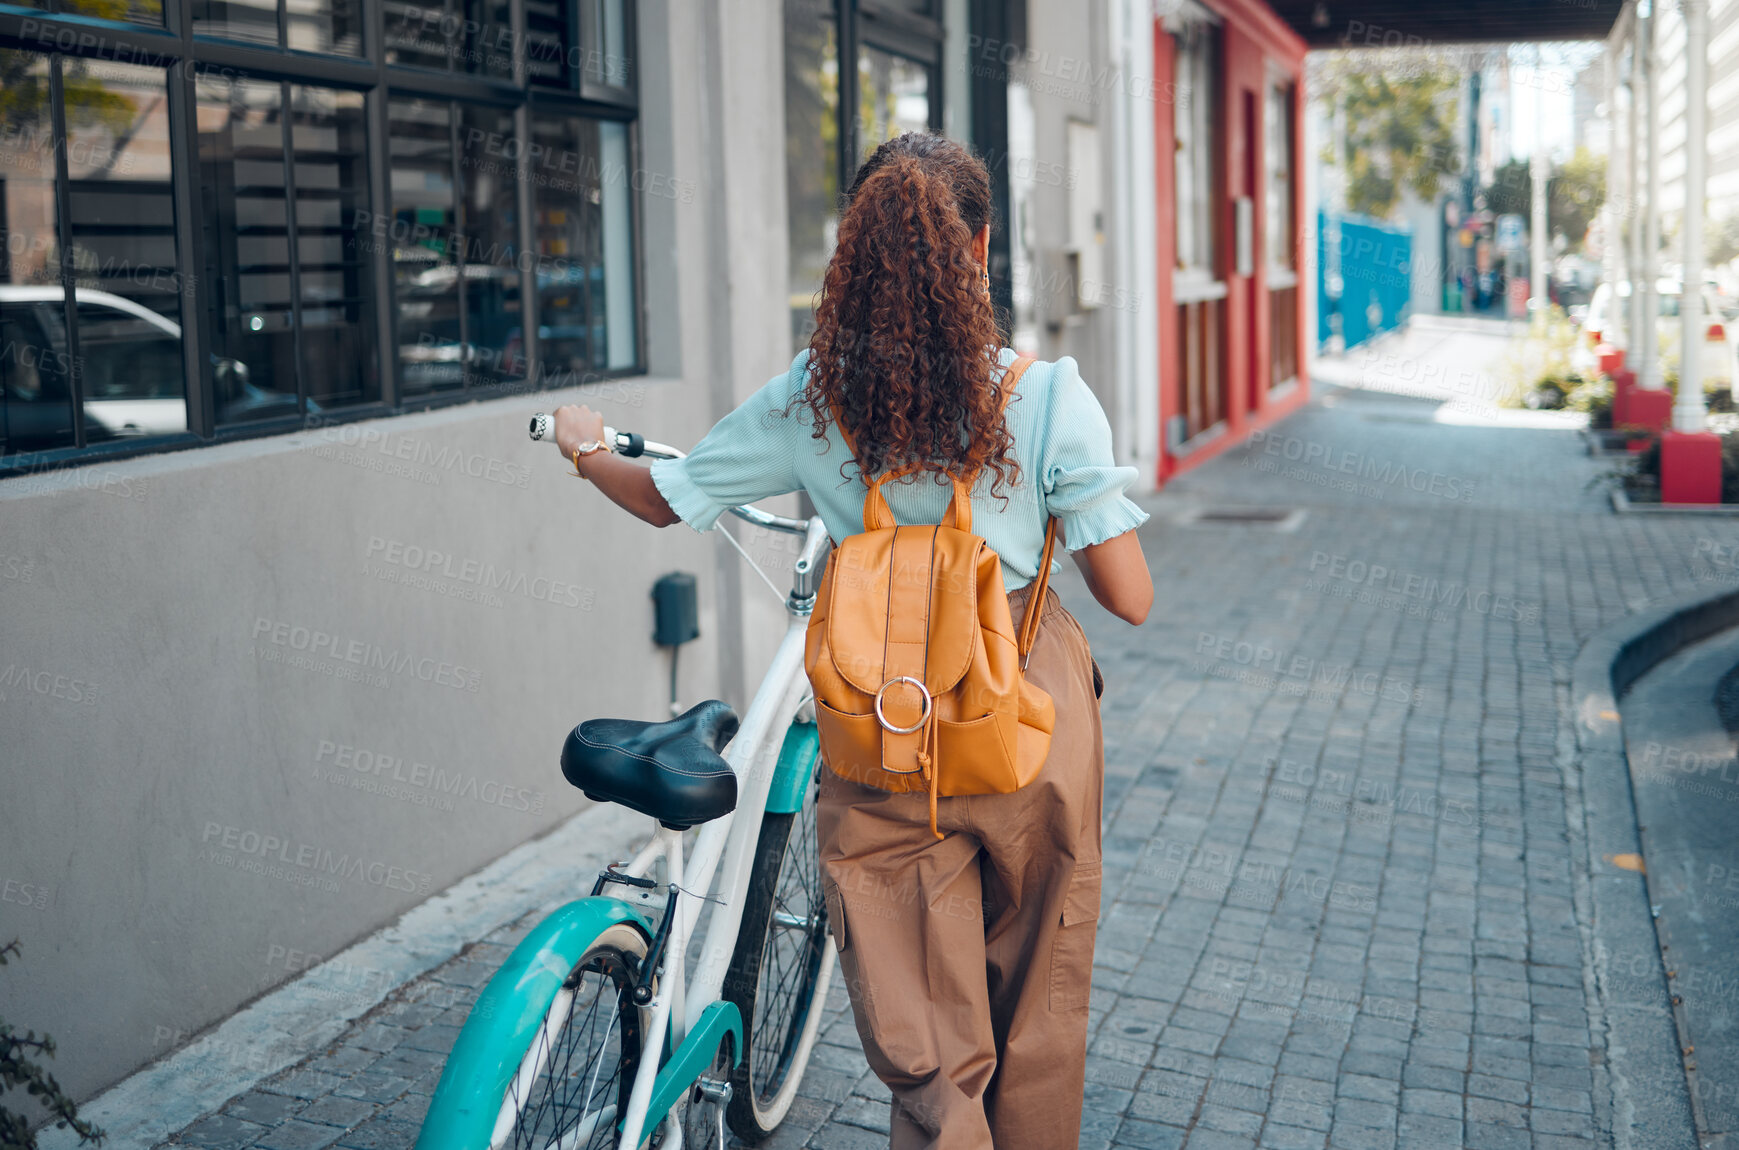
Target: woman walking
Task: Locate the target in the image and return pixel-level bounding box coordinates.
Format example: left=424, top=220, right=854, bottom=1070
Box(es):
left=551, top=131, right=1152, bottom=1149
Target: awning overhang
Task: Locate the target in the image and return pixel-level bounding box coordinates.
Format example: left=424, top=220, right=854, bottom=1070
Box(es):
left=1267, top=0, right=1625, bottom=47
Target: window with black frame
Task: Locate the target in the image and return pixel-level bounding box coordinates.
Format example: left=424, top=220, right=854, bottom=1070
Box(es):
left=783, top=0, right=939, bottom=351
left=529, top=112, right=639, bottom=382
left=197, top=72, right=379, bottom=425
left=0, top=49, right=187, bottom=459
left=0, top=0, right=641, bottom=474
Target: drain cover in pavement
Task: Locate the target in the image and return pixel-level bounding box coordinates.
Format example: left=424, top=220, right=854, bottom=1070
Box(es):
left=1178, top=507, right=1306, bottom=531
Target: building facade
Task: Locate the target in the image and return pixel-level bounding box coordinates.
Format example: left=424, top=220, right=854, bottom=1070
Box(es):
left=0, top=0, right=1311, bottom=1103
left=1153, top=0, right=1310, bottom=478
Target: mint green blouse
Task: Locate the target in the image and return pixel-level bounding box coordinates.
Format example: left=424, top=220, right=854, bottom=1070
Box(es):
left=649, top=347, right=1149, bottom=591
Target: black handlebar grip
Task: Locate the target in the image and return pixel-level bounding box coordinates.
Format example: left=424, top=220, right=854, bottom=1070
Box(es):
left=617, top=431, right=646, bottom=458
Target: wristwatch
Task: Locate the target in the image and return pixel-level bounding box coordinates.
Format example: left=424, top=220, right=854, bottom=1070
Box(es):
left=569, top=436, right=612, bottom=480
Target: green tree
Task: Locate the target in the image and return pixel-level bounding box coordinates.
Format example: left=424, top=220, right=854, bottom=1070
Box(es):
left=1316, top=56, right=1462, bottom=221
left=1480, top=147, right=1607, bottom=251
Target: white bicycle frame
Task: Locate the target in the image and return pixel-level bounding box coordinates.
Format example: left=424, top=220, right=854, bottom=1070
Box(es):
left=509, top=428, right=835, bottom=1150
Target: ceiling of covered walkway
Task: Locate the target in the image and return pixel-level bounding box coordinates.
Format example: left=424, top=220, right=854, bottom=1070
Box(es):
left=1268, top=0, right=1624, bottom=47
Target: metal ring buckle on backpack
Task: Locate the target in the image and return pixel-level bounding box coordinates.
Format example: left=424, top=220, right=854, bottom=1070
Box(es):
left=873, top=677, right=932, bottom=735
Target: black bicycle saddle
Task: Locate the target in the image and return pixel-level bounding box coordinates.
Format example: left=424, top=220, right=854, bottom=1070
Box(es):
left=562, top=699, right=740, bottom=830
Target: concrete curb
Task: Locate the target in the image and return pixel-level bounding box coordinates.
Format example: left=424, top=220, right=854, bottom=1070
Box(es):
left=38, top=800, right=645, bottom=1150
left=1571, top=584, right=1739, bottom=1150
left=1609, top=487, right=1739, bottom=515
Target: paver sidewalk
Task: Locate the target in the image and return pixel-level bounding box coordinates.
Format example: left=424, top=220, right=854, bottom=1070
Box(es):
left=156, top=320, right=1719, bottom=1150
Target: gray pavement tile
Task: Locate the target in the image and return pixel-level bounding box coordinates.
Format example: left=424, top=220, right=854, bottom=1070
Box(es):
left=330, top=1072, right=415, bottom=1106
left=176, top=1116, right=270, bottom=1148
left=1112, top=1117, right=1188, bottom=1149
left=1336, top=1075, right=1399, bottom=1105
left=1258, top=1124, right=1328, bottom=1150
left=1200, top=1102, right=1267, bottom=1134
left=806, top=1123, right=887, bottom=1150
left=259, top=1070, right=346, bottom=1101
left=1331, top=1098, right=1399, bottom=1132
left=1128, top=1091, right=1198, bottom=1126
left=1326, top=1118, right=1397, bottom=1150
left=794, top=1065, right=856, bottom=1104
left=224, top=1092, right=308, bottom=1126
left=1394, top=1112, right=1462, bottom=1146
left=253, top=1120, right=343, bottom=1150
left=331, top=1118, right=417, bottom=1150
left=297, top=1096, right=378, bottom=1129
left=832, top=1095, right=891, bottom=1134
left=1184, top=1131, right=1259, bottom=1150
left=1527, top=1108, right=1597, bottom=1139
left=1464, top=1122, right=1532, bottom=1150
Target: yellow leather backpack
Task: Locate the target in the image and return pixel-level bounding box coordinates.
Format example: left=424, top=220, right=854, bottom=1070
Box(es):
left=803, top=355, right=1058, bottom=838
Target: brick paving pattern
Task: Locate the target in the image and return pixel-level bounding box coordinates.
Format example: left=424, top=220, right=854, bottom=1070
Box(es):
left=160, top=323, right=1719, bottom=1149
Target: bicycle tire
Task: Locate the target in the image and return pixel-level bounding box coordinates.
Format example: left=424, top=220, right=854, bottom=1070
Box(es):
left=723, top=745, right=835, bottom=1142
left=496, top=923, right=649, bottom=1150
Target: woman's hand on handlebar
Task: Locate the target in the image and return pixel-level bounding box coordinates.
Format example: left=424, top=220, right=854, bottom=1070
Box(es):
left=548, top=404, right=680, bottom=528
left=550, top=403, right=605, bottom=462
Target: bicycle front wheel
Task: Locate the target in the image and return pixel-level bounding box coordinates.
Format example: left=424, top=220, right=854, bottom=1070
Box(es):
left=724, top=743, right=835, bottom=1142
left=494, top=923, right=648, bottom=1150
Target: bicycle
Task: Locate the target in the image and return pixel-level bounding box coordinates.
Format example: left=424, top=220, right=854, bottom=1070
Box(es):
left=413, top=417, right=839, bottom=1150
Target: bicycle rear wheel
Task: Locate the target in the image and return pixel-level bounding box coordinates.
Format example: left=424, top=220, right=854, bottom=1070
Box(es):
left=496, top=923, right=648, bottom=1150
left=723, top=744, right=834, bottom=1141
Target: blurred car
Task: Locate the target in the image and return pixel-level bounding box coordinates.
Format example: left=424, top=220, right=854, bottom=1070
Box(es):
left=1579, top=279, right=1736, bottom=385
left=0, top=286, right=300, bottom=451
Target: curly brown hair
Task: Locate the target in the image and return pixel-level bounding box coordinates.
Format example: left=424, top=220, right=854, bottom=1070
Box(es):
left=795, top=133, right=1018, bottom=495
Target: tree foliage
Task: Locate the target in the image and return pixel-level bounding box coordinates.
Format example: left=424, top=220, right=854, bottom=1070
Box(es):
left=1480, top=147, right=1607, bottom=250
left=1, top=943, right=104, bottom=1150
left=1316, top=55, right=1462, bottom=221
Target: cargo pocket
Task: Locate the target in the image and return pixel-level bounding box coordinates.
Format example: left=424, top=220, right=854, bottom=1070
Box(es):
left=823, top=878, right=850, bottom=954
left=1049, top=860, right=1102, bottom=1011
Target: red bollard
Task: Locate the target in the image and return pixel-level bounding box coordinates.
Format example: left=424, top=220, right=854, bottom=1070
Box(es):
left=1661, top=430, right=1724, bottom=504
left=1596, top=344, right=1626, bottom=378
left=1611, top=368, right=1636, bottom=426
left=1627, top=388, right=1672, bottom=431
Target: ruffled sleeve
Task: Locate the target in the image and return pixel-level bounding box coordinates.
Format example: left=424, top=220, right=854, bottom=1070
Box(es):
left=649, top=351, right=811, bottom=532
left=1039, top=356, right=1150, bottom=550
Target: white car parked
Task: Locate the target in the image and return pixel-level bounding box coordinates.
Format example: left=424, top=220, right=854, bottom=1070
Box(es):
left=1579, top=279, right=1737, bottom=386
left=1, top=286, right=297, bottom=449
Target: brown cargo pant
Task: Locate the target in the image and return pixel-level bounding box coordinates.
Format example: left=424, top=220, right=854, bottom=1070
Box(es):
left=817, top=583, right=1105, bottom=1150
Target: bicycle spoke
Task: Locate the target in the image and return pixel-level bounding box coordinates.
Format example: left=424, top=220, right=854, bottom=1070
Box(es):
left=506, top=951, right=638, bottom=1150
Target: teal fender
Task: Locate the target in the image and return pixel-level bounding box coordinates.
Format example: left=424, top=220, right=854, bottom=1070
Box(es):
left=636, top=1000, right=744, bottom=1139
left=414, top=897, right=655, bottom=1150
left=765, top=721, right=820, bottom=815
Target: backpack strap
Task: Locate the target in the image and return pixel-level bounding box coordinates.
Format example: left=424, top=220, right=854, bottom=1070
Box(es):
left=1017, top=516, right=1060, bottom=668
left=835, top=354, right=1038, bottom=533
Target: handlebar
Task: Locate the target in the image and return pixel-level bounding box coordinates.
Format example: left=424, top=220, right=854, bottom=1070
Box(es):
left=528, top=412, right=812, bottom=537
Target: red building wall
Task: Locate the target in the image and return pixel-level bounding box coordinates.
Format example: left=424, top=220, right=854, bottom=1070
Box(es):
left=1154, top=0, right=1309, bottom=485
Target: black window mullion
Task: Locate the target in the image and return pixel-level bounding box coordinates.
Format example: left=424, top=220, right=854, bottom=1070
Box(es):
left=277, top=0, right=288, bottom=48
left=449, top=102, right=469, bottom=388
left=170, top=53, right=214, bottom=436
left=48, top=54, right=84, bottom=451
left=838, top=0, right=858, bottom=194
left=510, top=0, right=526, bottom=86
left=367, top=91, right=398, bottom=405
left=514, top=103, right=537, bottom=384
left=281, top=79, right=307, bottom=412
left=627, top=117, right=645, bottom=373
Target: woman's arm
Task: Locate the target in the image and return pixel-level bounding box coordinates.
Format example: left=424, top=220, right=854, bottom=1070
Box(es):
left=1069, top=526, right=1152, bottom=626
left=551, top=403, right=680, bottom=527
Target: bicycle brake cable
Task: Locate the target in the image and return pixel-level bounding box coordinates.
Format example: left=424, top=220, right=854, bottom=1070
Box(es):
left=715, top=523, right=788, bottom=604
